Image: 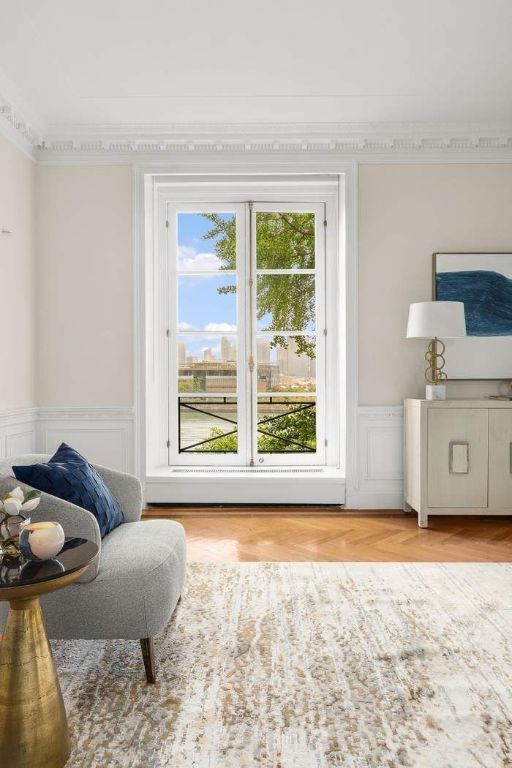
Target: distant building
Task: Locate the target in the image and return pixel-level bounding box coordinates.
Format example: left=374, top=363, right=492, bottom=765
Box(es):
left=256, top=339, right=270, bottom=363
left=221, top=336, right=236, bottom=362
left=276, top=338, right=315, bottom=381
left=177, top=341, right=186, bottom=366
left=203, top=347, right=216, bottom=362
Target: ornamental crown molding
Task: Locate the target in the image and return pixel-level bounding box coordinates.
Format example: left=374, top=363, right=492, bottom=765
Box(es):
left=32, top=122, right=512, bottom=162
left=0, top=90, right=42, bottom=158
left=3, top=100, right=512, bottom=162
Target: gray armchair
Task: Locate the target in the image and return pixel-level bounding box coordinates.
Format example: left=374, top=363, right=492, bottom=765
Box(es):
left=0, top=454, right=186, bottom=683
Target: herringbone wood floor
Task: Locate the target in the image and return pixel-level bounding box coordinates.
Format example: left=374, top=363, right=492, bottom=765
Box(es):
left=143, top=509, right=512, bottom=562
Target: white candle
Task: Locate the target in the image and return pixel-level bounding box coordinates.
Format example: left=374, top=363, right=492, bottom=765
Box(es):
left=20, top=522, right=65, bottom=561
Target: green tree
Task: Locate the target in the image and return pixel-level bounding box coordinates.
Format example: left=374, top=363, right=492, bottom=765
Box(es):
left=196, top=405, right=316, bottom=454
left=197, top=212, right=317, bottom=453
left=201, top=212, right=315, bottom=357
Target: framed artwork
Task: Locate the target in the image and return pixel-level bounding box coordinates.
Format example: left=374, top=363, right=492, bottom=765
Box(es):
left=433, top=253, right=512, bottom=380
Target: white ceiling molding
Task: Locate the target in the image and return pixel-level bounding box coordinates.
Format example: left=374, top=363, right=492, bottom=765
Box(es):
left=0, top=93, right=40, bottom=159
left=35, top=122, right=512, bottom=163
left=4, top=110, right=512, bottom=164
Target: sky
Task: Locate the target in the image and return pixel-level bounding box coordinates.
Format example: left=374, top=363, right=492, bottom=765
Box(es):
left=175, top=212, right=314, bottom=358
left=176, top=212, right=236, bottom=357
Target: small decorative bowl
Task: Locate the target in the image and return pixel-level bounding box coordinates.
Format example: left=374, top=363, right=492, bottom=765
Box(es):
left=19, top=522, right=65, bottom=561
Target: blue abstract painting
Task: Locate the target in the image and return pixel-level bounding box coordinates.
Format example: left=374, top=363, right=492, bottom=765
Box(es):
left=435, top=255, right=512, bottom=337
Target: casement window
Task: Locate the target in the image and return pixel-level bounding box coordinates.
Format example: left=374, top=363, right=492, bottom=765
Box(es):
left=149, top=178, right=341, bottom=474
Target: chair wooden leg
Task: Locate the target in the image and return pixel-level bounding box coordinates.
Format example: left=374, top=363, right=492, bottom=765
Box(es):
left=140, top=637, right=156, bottom=684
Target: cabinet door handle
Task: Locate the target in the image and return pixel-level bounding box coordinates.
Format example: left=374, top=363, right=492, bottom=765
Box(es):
left=450, top=442, right=469, bottom=474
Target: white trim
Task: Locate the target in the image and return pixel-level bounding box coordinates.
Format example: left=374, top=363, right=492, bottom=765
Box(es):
left=146, top=469, right=346, bottom=505
left=346, top=406, right=404, bottom=509
left=141, top=176, right=344, bottom=490
left=32, top=121, right=512, bottom=163
left=0, top=407, right=135, bottom=473
left=135, top=166, right=356, bottom=501
left=0, top=407, right=39, bottom=428
left=37, top=406, right=134, bottom=420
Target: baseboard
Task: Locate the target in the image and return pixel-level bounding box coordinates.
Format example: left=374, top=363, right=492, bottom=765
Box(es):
left=0, top=406, right=135, bottom=473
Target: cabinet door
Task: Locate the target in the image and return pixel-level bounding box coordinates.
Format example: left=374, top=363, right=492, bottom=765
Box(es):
left=427, top=409, right=488, bottom=508
left=489, top=410, right=512, bottom=509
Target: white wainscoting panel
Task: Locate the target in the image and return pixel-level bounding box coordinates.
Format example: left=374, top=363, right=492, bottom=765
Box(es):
left=37, top=408, right=135, bottom=473
left=0, top=408, right=38, bottom=460
left=0, top=407, right=135, bottom=473
left=347, top=406, right=403, bottom=509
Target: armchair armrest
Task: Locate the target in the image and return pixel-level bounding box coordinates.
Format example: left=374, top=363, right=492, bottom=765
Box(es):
left=0, top=476, right=101, bottom=583
left=92, top=465, right=143, bottom=523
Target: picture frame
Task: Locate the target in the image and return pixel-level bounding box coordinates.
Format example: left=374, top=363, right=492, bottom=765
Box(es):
left=433, top=252, right=512, bottom=380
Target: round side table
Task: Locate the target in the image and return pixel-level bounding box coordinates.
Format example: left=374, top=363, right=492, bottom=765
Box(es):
left=0, top=537, right=98, bottom=768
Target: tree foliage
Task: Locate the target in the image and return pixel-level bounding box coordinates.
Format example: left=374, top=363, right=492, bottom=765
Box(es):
left=196, top=212, right=317, bottom=453
left=196, top=405, right=316, bottom=453
left=201, top=212, right=315, bottom=357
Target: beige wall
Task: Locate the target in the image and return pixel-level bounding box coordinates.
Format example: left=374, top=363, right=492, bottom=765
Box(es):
left=36, top=165, right=133, bottom=406
left=358, top=163, right=512, bottom=405
left=30, top=161, right=512, bottom=410
left=0, top=135, right=36, bottom=410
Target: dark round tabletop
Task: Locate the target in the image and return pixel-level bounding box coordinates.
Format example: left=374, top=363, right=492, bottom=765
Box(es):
left=0, top=537, right=98, bottom=589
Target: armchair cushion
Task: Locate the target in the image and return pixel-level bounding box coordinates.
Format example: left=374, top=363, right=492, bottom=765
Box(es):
left=13, top=443, right=124, bottom=538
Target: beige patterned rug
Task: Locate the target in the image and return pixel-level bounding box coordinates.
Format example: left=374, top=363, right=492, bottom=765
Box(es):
left=53, top=563, right=512, bottom=768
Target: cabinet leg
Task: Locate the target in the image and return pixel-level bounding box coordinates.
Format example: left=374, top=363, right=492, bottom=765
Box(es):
left=418, top=510, right=428, bottom=528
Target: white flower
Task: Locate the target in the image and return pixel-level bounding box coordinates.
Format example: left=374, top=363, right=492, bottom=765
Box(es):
left=4, top=497, right=22, bottom=516
left=7, top=487, right=24, bottom=502
left=21, top=497, right=41, bottom=513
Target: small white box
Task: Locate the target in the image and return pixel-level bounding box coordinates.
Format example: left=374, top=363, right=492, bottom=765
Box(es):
left=425, top=384, right=446, bottom=400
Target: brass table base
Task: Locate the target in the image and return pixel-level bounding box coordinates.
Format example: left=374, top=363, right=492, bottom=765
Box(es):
left=0, top=568, right=86, bottom=768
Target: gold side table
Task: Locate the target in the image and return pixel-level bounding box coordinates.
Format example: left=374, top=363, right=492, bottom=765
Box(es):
left=0, top=538, right=98, bottom=768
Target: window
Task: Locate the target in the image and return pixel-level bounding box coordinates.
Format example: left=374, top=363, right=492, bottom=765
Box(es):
left=164, top=190, right=337, bottom=469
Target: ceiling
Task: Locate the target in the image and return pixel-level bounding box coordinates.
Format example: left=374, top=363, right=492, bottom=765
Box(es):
left=1, top=0, right=512, bottom=138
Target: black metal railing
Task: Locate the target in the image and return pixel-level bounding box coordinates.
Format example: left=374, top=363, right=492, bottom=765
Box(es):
left=178, top=396, right=316, bottom=453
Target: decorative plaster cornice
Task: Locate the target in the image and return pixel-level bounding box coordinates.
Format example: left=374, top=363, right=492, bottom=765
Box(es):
left=0, top=92, right=42, bottom=158
left=3, top=104, right=512, bottom=162
left=35, top=122, right=512, bottom=162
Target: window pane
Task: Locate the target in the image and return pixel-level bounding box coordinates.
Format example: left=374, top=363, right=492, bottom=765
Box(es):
left=256, top=212, right=315, bottom=269
left=256, top=274, right=315, bottom=331
left=177, top=212, right=236, bottom=271
left=257, top=398, right=316, bottom=453
left=178, top=335, right=237, bottom=393
left=256, top=335, right=316, bottom=393
left=179, top=397, right=237, bottom=453
left=178, top=275, right=237, bottom=332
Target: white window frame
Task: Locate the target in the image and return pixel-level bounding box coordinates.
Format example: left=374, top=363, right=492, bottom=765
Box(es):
left=167, top=201, right=247, bottom=466
left=158, top=179, right=340, bottom=468
left=142, top=175, right=344, bottom=494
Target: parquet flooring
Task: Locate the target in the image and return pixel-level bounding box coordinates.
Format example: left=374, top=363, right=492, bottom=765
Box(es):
left=143, top=508, right=512, bottom=562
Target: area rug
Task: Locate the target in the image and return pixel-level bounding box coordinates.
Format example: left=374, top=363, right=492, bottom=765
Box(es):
left=53, top=563, right=512, bottom=768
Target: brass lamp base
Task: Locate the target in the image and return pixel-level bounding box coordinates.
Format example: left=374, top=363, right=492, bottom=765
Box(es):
left=424, top=336, right=448, bottom=386
left=0, top=569, right=86, bottom=768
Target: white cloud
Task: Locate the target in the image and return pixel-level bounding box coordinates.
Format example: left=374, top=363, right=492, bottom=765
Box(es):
left=178, top=245, right=221, bottom=271
left=178, top=321, right=195, bottom=331
left=203, top=323, right=237, bottom=332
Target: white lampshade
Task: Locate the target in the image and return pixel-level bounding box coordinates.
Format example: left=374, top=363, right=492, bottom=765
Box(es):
left=406, top=301, right=466, bottom=339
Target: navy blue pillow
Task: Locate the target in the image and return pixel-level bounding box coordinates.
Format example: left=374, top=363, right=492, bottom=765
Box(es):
left=13, top=443, right=124, bottom=538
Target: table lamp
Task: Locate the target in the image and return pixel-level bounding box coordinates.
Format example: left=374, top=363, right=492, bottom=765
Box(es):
left=406, top=301, right=466, bottom=399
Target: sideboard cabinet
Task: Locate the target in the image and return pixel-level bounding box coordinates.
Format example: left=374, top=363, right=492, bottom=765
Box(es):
left=404, top=399, right=512, bottom=527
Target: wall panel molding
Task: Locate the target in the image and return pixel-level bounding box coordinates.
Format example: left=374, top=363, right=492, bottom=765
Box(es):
left=0, top=407, right=134, bottom=473
left=347, top=406, right=403, bottom=509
